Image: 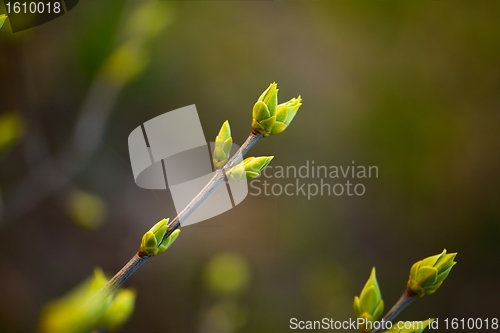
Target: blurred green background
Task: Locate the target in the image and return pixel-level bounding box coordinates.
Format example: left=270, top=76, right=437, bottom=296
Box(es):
left=1, top=1, right=500, bottom=332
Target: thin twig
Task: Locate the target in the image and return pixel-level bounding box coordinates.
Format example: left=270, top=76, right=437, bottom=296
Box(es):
left=103, top=132, right=263, bottom=293
left=369, top=289, right=417, bottom=333
left=161, top=132, right=262, bottom=242
left=105, top=254, right=149, bottom=294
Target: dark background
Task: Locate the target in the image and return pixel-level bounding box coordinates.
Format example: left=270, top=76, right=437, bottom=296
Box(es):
left=1, top=1, right=499, bottom=332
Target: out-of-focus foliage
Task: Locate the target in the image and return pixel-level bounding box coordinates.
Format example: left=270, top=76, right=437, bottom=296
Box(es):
left=0, top=111, right=25, bottom=156
left=201, top=299, right=249, bottom=333
left=200, top=253, right=251, bottom=333
left=100, top=288, right=137, bottom=332
left=39, top=268, right=136, bottom=333
left=0, top=15, right=7, bottom=29
left=66, top=189, right=107, bottom=229
left=101, top=2, right=174, bottom=87
left=39, top=268, right=110, bottom=333
left=204, top=252, right=250, bottom=296
left=101, top=41, right=149, bottom=87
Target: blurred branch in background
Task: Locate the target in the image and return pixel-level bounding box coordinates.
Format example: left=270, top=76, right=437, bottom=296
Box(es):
left=1, top=1, right=175, bottom=226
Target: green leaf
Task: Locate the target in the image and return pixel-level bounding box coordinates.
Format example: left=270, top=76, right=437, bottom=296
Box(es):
left=150, top=218, right=168, bottom=234
left=216, top=120, right=231, bottom=142
left=353, top=296, right=362, bottom=317
left=270, top=96, right=302, bottom=135
left=158, top=229, right=181, bottom=253
left=415, top=266, right=438, bottom=287
left=143, top=231, right=157, bottom=248
left=244, top=156, right=274, bottom=173
left=257, top=82, right=279, bottom=116
left=270, top=122, right=288, bottom=135
left=275, top=103, right=288, bottom=122
left=213, top=121, right=233, bottom=169
left=226, top=164, right=246, bottom=182
left=0, top=14, right=7, bottom=29
left=0, top=111, right=25, bottom=155
left=252, top=101, right=271, bottom=121
left=433, top=252, right=457, bottom=273
left=246, top=171, right=260, bottom=180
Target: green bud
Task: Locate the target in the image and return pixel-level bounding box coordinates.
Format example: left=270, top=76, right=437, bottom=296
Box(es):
left=384, top=319, right=434, bottom=333
left=140, top=218, right=180, bottom=256
left=213, top=120, right=233, bottom=169
left=258, top=82, right=279, bottom=116
left=407, top=249, right=457, bottom=297
left=353, top=268, right=384, bottom=332
left=158, top=229, right=180, bottom=254
left=271, top=96, right=302, bottom=135
left=226, top=164, right=246, bottom=182
left=100, top=289, right=137, bottom=332
left=226, top=156, right=274, bottom=182
left=252, top=83, right=278, bottom=137
left=0, top=14, right=7, bottom=29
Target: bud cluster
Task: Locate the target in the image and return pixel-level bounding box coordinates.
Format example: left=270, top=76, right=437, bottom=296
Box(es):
left=140, top=218, right=180, bottom=256
left=252, top=82, right=302, bottom=137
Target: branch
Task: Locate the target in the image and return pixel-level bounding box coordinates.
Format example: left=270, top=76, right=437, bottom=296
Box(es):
left=369, top=289, right=417, bottom=333
left=104, top=254, right=148, bottom=294
left=102, top=131, right=263, bottom=293
left=162, top=132, right=262, bottom=242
